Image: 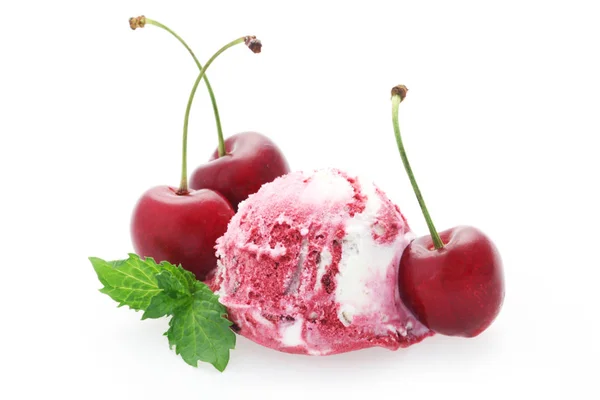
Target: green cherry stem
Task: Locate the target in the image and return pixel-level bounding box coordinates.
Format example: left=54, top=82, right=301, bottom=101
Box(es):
left=177, top=36, right=262, bottom=195
left=129, top=16, right=226, bottom=157
left=391, top=85, right=444, bottom=249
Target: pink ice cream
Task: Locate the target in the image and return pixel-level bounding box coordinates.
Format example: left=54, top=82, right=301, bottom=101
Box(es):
left=210, top=169, right=433, bottom=355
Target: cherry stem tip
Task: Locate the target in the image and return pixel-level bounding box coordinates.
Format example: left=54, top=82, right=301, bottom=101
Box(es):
left=129, top=16, right=146, bottom=30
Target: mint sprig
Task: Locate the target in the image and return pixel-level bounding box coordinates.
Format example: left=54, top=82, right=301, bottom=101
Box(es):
left=142, top=270, right=191, bottom=320
left=90, top=254, right=236, bottom=372
left=90, top=254, right=162, bottom=311
left=167, top=281, right=235, bottom=371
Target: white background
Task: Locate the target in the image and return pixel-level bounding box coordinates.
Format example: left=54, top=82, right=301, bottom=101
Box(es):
left=1, top=0, right=598, bottom=399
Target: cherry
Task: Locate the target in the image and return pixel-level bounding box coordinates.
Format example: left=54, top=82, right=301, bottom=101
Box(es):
left=131, top=16, right=289, bottom=210
left=399, top=226, right=504, bottom=337
left=390, top=85, right=505, bottom=337
left=189, top=131, right=290, bottom=210
left=183, top=37, right=284, bottom=211
left=130, top=29, right=261, bottom=280
left=131, top=188, right=233, bottom=280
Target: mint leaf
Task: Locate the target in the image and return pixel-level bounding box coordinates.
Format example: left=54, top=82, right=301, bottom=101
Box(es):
left=156, top=270, right=190, bottom=295
left=143, top=293, right=190, bottom=320
left=166, top=281, right=235, bottom=372
left=91, top=254, right=236, bottom=371
left=142, top=270, right=191, bottom=320
left=90, top=254, right=162, bottom=311
left=160, top=260, right=198, bottom=290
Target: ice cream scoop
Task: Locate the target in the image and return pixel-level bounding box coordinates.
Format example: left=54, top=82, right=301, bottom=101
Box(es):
left=210, top=169, right=433, bottom=355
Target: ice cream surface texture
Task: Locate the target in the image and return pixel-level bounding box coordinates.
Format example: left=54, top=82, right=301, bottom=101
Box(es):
left=211, top=169, right=433, bottom=355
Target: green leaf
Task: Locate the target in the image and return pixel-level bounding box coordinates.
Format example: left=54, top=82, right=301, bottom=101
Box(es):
left=90, top=254, right=236, bottom=371
left=159, top=260, right=198, bottom=290
left=156, top=270, right=189, bottom=295
left=142, top=270, right=191, bottom=320
left=166, top=281, right=235, bottom=372
left=89, top=254, right=162, bottom=311
left=143, top=293, right=188, bottom=320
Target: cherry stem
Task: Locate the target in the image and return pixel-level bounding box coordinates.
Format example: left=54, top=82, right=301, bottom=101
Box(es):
left=391, top=85, right=444, bottom=249
left=178, top=36, right=262, bottom=194
left=130, top=16, right=226, bottom=157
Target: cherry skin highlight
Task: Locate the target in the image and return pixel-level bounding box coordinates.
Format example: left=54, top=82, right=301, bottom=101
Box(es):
left=189, top=131, right=290, bottom=210
left=398, top=226, right=505, bottom=337
left=131, top=186, right=235, bottom=280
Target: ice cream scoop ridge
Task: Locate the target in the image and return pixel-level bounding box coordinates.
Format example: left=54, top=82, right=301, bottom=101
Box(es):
left=211, top=169, right=433, bottom=355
